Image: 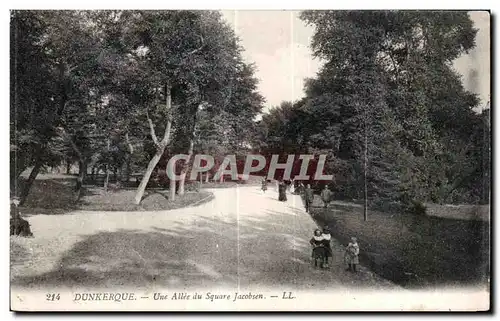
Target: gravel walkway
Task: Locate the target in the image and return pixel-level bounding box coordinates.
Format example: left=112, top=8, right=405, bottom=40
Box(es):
left=11, top=186, right=396, bottom=292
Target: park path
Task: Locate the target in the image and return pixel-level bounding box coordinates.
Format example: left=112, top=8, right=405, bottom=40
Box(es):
left=11, top=185, right=395, bottom=292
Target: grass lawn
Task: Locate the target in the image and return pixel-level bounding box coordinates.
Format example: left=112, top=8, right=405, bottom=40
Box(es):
left=308, top=198, right=490, bottom=288
left=19, top=178, right=214, bottom=214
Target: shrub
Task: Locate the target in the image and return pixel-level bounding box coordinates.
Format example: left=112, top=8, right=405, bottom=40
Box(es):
left=408, top=200, right=427, bottom=216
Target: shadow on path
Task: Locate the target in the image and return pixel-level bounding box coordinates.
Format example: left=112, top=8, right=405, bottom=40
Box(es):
left=12, top=203, right=394, bottom=290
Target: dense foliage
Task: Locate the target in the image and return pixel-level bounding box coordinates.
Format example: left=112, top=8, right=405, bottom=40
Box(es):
left=10, top=10, right=263, bottom=204
left=255, top=11, right=490, bottom=207
left=11, top=10, right=490, bottom=210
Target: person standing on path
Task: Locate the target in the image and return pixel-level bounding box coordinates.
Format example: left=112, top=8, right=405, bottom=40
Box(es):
left=345, top=237, right=360, bottom=272
left=309, top=229, right=327, bottom=268
left=320, top=185, right=332, bottom=208
left=261, top=179, right=268, bottom=193
left=10, top=197, right=33, bottom=237
left=304, top=184, right=314, bottom=213
left=278, top=180, right=287, bottom=201
left=296, top=182, right=304, bottom=195
left=321, top=226, right=333, bottom=267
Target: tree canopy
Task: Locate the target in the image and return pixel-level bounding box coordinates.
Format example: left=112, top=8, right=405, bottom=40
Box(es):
left=255, top=11, right=489, bottom=207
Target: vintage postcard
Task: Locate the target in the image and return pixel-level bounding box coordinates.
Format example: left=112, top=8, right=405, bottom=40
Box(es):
left=9, top=9, right=491, bottom=312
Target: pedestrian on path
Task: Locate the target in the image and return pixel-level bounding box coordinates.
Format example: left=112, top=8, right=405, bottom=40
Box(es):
left=320, top=185, right=332, bottom=208
left=310, top=229, right=327, bottom=268
left=345, top=237, right=360, bottom=272
left=321, top=226, right=333, bottom=267
left=261, top=179, right=268, bottom=193
left=296, top=182, right=304, bottom=195
left=304, top=184, right=314, bottom=213
left=278, top=180, right=287, bottom=201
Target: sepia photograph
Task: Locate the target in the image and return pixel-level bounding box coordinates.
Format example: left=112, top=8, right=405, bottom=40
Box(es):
left=9, top=8, right=491, bottom=312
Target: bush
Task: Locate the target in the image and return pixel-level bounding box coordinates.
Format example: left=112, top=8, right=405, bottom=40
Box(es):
left=185, top=181, right=201, bottom=192
left=10, top=217, right=33, bottom=237
left=372, top=200, right=403, bottom=214
left=407, top=200, right=427, bottom=216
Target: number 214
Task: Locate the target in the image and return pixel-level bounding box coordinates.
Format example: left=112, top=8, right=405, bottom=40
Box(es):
left=46, top=293, right=60, bottom=301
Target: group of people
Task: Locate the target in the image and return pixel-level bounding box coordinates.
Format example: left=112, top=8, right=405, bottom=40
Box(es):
left=261, top=179, right=335, bottom=213
left=309, top=227, right=360, bottom=272
left=260, top=178, right=360, bottom=272
left=261, top=179, right=292, bottom=202
left=304, top=184, right=334, bottom=212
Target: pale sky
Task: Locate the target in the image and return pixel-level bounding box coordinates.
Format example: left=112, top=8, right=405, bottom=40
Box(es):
left=221, top=10, right=490, bottom=111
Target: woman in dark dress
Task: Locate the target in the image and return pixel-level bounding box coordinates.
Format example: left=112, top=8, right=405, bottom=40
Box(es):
left=310, top=229, right=327, bottom=268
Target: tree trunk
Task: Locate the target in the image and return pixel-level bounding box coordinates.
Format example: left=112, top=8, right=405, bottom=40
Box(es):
left=10, top=152, right=27, bottom=197
left=76, top=160, right=87, bottom=201
left=19, top=159, right=43, bottom=206
left=66, top=160, right=71, bottom=174
left=178, top=140, right=195, bottom=196
left=123, top=132, right=134, bottom=185
left=135, top=152, right=162, bottom=203
left=363, top=105, right=368, bottom=222
left=178, top=103, right=200, bottom=196
left=104, top=138, right=111, bottom=191
left=122, top=154, right=131, bottom=185
left=104, top=164, right=110, bottom=192
left=134, top=83, right=173, bottom=204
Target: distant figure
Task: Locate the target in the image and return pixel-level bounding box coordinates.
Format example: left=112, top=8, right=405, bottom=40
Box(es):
left=261, top=179, right=268, bottom=193
left=296, top=182, right=304, bottom=195
left=290, top=179, right=295, bottom=194
left=320, top=185, right=332, bottom=208
left=10, top=198, right=20, bottom=219
left=10, top=197, right=33, bottom=237
left=310, top=229, right=327, bottom=268
left=345, top=237, right=360, bottom=272
left=278, top=180, right=287, bottom=201
left=304, top=184, right=314, bottom=213
left=321, top=226, right=333, bottom=267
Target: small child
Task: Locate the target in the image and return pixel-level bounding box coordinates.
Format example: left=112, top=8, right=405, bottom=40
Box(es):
left=344, top=237, right=360, bottom=272
left=310, top=229, right=327, bottom=268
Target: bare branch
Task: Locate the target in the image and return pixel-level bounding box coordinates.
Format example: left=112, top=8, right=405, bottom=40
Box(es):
left=58, top=126, right=84, bottom=159
left=125, top=132, right=135, bottom=154
left=159, top=83, right=173, bottom=145
left=146, top=110, right=160, bottom=147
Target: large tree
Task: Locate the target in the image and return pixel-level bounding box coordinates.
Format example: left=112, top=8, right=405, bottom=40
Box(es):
left=11, top=11, right=105, bottom=204
left=97, top=11, right=255, bottom=203
left=279, top=10, right=486, bottom=208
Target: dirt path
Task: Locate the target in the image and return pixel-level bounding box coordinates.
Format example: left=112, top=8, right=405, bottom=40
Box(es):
left=11, top=186, right=396, bottom=291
